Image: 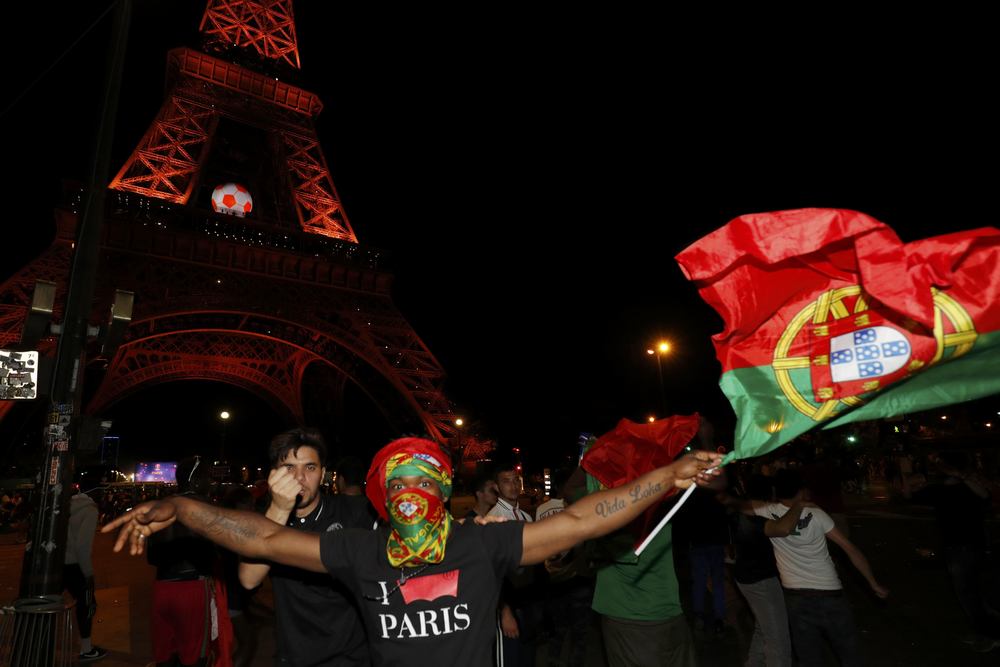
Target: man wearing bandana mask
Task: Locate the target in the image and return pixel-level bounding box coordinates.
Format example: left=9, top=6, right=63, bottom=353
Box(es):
left=105, top=437, right=722, bottom=666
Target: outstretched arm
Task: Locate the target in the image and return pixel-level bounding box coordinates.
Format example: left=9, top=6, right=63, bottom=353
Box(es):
left=520, top=451, right=722, bottom=565
left=764, top=500, right=804, bottom=537
left=102, top=495, right=325, bottom=573
left=825, top=527, right=888, bottom=599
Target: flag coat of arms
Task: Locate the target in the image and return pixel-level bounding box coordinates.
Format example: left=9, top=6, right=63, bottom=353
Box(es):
left=676, top=208, right=1000, bottom=462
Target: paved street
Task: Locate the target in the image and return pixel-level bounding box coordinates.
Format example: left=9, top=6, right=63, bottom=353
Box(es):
left=1, top=493, right=998, bottom=665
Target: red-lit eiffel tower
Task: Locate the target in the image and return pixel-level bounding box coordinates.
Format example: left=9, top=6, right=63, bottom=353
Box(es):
left=0, top=0, right=463, bottom=446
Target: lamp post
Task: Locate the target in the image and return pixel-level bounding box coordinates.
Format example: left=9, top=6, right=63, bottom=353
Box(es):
left=219, top=410, right=231, bottom=461
left=646, top=341, right=671, bottom=414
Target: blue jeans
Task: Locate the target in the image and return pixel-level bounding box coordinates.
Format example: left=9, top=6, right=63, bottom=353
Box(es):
left=783, top=590, right=861, bottom=667
left=736, top=577, right=791, bottom=667
left=690, top=544, right=726, bottom=620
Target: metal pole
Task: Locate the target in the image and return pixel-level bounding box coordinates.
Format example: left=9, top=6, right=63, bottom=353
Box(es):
left=19, top=0, right=131, bottom=601
left=656, top=353, right=667, bottom=415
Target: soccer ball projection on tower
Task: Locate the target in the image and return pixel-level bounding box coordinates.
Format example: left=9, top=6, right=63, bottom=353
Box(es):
left=211, top=183, right=253, bottom=217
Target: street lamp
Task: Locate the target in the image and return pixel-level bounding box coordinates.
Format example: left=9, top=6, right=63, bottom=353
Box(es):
left=646, top=340, right=671, bottom=414
left=219, top=410, right=231, bottom=461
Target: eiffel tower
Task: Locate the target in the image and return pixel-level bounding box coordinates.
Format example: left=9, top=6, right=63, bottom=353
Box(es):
left=0, top=0, right=460, bottom=448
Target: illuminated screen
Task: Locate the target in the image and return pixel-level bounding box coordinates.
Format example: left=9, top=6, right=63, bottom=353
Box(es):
left=135, top=462, right=177, bottom=483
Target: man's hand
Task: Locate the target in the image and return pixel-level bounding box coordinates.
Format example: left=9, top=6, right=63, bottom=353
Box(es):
left=500, top=604, right=519, bottom=639
left=671, top=451, right=724, bottom=489
left=871, top=582, right=890, bottom=599
left=473, top=514, right=507, bottom=526
left=267, top=466, right=304, bottom=513
left=101, top=499, right=179, bottom=555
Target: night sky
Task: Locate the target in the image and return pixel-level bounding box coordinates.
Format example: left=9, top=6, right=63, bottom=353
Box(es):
left=3, top=3, right=996, bottom=471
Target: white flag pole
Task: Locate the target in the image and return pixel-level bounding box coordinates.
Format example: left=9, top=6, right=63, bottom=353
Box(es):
left=634, top=466, right=719, bottom=557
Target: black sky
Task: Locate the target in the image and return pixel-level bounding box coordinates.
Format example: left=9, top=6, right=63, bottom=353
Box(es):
left=3, top=3, right=997, bottom=468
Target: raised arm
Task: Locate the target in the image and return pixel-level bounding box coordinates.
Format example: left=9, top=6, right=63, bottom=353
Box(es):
left=102, top=495, right=325, bottom=573
left=520, top=451, right=722, bottom=565
left=238, top=467, right=302, bottom=589
left=825, top=527, right=888, bottom=599
left=763, top=500, right=803, bottom=537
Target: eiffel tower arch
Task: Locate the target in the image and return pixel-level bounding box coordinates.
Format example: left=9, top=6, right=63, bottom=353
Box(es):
left=0, top=0, right=458, bottom=446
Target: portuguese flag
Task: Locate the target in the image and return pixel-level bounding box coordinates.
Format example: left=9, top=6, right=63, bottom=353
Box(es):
left=676, top=209, right=1000, bottom=463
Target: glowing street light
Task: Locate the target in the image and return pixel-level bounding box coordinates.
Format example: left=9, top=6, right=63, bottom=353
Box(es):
left=454, top=418, right=464, bottom=427
left=648, top=416, right=656, bottom=423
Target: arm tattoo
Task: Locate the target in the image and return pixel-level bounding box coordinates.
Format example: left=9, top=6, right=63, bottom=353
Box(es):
left=594, top=481, right=665, bottom=518
left=628, top=481, right=663, bottom=504
left=188, top=505, right=261, bottom=549
left=594, top=496, right=626, bottom=517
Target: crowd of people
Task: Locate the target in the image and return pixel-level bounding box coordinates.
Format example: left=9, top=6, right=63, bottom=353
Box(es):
left=21, top=425, right=997, bottom=666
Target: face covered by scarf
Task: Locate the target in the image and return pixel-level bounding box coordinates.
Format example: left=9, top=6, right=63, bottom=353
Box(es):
left=366, top=438, right=454, bottom=568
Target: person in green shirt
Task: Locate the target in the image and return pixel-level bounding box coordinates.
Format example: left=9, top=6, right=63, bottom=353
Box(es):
left=592, top=517, right=694, bottom=667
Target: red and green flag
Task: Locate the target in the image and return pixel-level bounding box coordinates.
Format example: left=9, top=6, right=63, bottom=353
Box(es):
left=582, top=413, right=701, bottom=490
left=676, top=208, right=1000, bottom=463
left=581, top=414, right=701, bottom=548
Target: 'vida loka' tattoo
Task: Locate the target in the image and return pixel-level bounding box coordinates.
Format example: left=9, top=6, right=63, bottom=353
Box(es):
left=628, top=481, right=662, bottom=504
left=595, top=496, right=626, bottom=518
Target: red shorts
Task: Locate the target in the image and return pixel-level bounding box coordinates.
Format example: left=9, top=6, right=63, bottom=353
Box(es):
left=151, top=579, right=209, bottom=664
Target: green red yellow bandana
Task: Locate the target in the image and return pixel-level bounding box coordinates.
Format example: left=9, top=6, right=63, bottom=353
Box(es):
left=385, top=487, right=452, bottom=567
left=366, top=438, right=454, bottom=520
left=365, top=438, right=456, bottom=567
left=384, top=450, right=453, bottom=500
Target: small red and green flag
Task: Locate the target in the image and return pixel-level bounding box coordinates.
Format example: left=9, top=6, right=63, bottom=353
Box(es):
left=581, top=414, right=701, bottom=548
left=582, top=414, right=701, bottom=491
left=676, top=208, right=1000, bottom=463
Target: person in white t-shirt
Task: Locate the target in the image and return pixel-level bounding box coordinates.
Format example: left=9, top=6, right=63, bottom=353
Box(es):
left=750, top=469, right=888, bottom=667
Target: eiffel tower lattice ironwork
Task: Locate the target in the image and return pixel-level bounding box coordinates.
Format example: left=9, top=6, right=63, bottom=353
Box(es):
left=0, top=0, right=459, bottom=443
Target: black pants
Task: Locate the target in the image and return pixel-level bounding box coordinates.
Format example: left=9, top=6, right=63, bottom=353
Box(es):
left=63, top=564, right=93, bottom=639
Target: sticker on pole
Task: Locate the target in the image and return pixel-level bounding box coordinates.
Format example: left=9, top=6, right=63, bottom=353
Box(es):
left=0, top=349, right=39, bottom=399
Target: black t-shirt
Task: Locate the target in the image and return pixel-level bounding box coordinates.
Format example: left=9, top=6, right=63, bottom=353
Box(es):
left=320, top=519, right=524, bottom=667
left=270, top=495, right=377, bottom=666
left=731, top=513, right=779, bottom=584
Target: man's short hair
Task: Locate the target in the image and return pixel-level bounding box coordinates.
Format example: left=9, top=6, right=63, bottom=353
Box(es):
left=471, top=474, right=495, bottom=495
left=492, top=458, right=518, bottom=481
left=269, top=427, right=327, bottom=468
left=335, top=456, right=366, bottom=487
left=745, top=474, right=774, bottom=502
left=773, top=469, right=804, bottom=500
